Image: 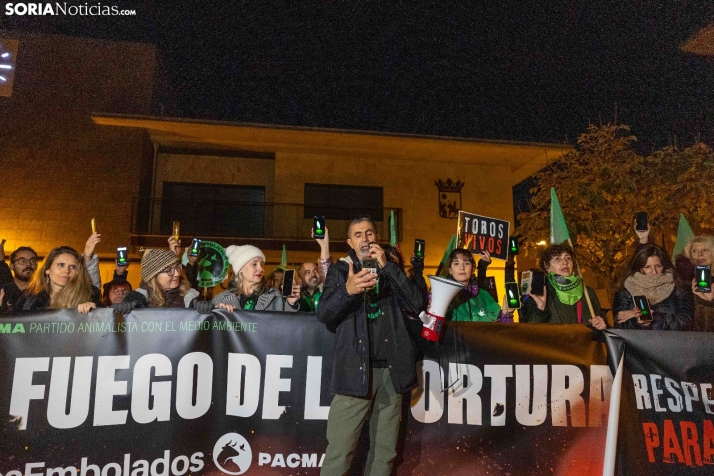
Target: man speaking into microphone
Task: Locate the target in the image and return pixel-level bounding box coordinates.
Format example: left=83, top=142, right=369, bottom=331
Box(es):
left=317, top=216, right=423, bottom=476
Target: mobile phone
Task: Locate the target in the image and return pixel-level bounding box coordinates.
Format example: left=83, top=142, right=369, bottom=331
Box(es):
left=282, top=269, right=295, bottom=297
left=633, top=295, right=653, bottom=323
left=414, top=239, right=425, bottom=259
left=530, top=270, right=546, bottom=296
left=116, top=247, right=128, bottom=267
left=635, top=212, right=648, bottom=232
left=313, top=216, right=326, bottom=239
left=695, top=265, right=712, bottom=293
left=172, top=221, right=180, bottom=242
left=509, top=236, right=519, bottom=255
left=520, top=271, right=532, bottom=295
left=91, top=218, right=97, bottom=234
left=189, top=238, right=202, bottom=257
left=362, top=258, right=378, bottom=274
left=505, top=282, right=521, bottom=309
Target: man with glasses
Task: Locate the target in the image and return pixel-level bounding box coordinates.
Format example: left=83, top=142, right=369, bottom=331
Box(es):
left=0, top=244, right=38, bottom=313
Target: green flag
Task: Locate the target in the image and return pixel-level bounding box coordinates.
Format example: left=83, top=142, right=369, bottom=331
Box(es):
left=550, top=188, right=571, bottom=245
left=672, top=214, right=694, bottom=260
left=435, top=234, right=457, bottom=277
left=390, top=210, right=397, bottom=247
left=280, top=244, right=287, bottom=269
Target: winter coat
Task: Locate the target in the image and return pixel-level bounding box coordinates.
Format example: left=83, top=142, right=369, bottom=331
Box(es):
left=212, top=287, right=299, bottom=312
left=613, top=286, right=693, bottom=331
left=125, top=285, right=200, bottom=309
left=520, top=279, right=604, bottom=324
left=17, top=286, right=102, bottom=312
left=317, top=258, right=423, bottom=397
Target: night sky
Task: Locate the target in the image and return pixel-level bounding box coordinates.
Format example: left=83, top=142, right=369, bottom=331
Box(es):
left=2, top=1, right=714, bottom=150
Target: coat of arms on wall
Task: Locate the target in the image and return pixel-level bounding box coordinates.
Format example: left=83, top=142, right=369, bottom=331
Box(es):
left=435, top=179, right=464, bottom=219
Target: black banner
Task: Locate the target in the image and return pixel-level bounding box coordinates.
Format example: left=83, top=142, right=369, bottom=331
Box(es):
left=604, top=329, right=714, bottom=475
left=456, top=211, right=510, bottom=260
left=0, top=311, right=612, bottom=475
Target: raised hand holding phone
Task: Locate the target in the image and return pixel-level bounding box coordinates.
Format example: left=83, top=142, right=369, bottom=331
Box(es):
left=168, top=236, right=181, bottom=256
left=345, top=262, right=377, bottom=295
left=312, top=216, right=326, bottom=239
left=84, top=232, right=101, bottom=262
left=116, top=247, right=128, bottom=267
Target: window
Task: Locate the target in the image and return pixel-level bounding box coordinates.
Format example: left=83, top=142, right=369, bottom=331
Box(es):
left=161, top=183, right=265, bottom=237
left=0, top=39, right=18, bottom=98
left=304, top=183, right=384, bottom=221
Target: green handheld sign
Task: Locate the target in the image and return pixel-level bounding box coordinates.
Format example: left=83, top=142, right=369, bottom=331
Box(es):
left=182, top=241, right=228, bottom=288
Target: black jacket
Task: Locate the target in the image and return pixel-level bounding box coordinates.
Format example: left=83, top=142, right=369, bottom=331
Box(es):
left=520, top=279, right=604, bottom=324
left=16, top=286, right=101, bottom=312
left=613, top=286, right=693, bottom=331
left=317, top=259, right=423, bottom=397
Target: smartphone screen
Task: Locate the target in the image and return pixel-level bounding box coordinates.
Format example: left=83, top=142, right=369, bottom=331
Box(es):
left=117, top=247, right=128, bottom=266
left=313, top=216, right=326, bottom=239
left=635, top=212, right=648, bottom=232
left=91, top=218, right=97, bottom=234
left=505, top=282, right=521, bottom=309
left=633, top=295, right=653, bottom=323
left=509, top=236, right=519, bottom=255
left=189, top=238, right=202, bottom=257
left=696, top=265, right=712, bottom=293
left=414, top=239, right=425, bottom=259
left=282, top=269, right=295, bottom=297
left=173, top=221, right=181, bottom=241
left=530, top=270, right=546, bottom=296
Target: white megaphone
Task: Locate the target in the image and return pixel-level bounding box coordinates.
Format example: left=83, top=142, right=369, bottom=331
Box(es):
left=421, top=275, right=465, bottom=342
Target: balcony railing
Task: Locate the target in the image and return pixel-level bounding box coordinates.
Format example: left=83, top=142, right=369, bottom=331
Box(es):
left=131, top=198, right=402, bottom=244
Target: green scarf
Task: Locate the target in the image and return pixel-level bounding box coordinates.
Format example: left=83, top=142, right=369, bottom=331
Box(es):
left=365, top=277, right=381, bottom=320
left=548, top=272, right=584, bottom=305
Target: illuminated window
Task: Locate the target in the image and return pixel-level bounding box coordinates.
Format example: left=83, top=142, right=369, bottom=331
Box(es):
left=0, top=39, right=18, bottom=98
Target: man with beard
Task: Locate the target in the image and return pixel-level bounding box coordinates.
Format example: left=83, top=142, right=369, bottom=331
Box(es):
left=0, top=244, right=38, bottom=313
left=297, top=262, right=323, bottom=312
left=317, top=217, right=422, bottom=476
left=297, top=226, right=333, bottom=312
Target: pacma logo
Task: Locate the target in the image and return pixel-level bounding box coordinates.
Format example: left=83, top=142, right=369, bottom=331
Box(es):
left=213, top=433, right=252, bottom=475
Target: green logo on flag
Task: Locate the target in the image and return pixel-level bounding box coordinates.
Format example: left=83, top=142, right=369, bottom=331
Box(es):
left=183, top=241, right=229, bottom=288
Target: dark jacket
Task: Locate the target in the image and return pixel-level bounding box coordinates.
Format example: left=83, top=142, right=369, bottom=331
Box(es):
left=520, top=278, right=604, bottom=324
left=17, top=286, right=102, bottom=312
left=125, top=284, right=200, bottom=309
left=613, top=286, right=693, bottom=331
left=693, top=296, right=714, bottom=332
left=317, top=258, right=423, bottom=397
left=0, top=261, right=23, bottom=314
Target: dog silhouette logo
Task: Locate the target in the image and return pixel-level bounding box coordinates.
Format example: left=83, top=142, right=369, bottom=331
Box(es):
left=213, top=433, right=252, bottom=474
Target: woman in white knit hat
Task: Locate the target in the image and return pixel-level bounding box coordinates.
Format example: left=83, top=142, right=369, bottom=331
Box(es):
left=116, top=248, right=201, bottom=312
left=212, top=245, right=300, bottom=312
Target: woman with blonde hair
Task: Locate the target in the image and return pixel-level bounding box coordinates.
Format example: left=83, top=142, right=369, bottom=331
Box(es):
left=212, top=245, right=300, bottom=312
left=18, top=246, right=100, bottom=313
left=683, top=235, right=714, bottom=331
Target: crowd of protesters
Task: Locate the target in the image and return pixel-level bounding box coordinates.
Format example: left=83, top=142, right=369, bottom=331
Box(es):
left=1, top=215, right=714, bottom=333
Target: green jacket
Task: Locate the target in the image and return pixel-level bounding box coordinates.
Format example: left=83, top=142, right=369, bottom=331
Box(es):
left=446, top=283, right=502, bottom=322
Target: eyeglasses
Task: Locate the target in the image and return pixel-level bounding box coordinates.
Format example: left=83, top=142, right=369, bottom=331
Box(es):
left=159, top=265, right=182, bottom=276
left=12, top=258, right=38, bottom=266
